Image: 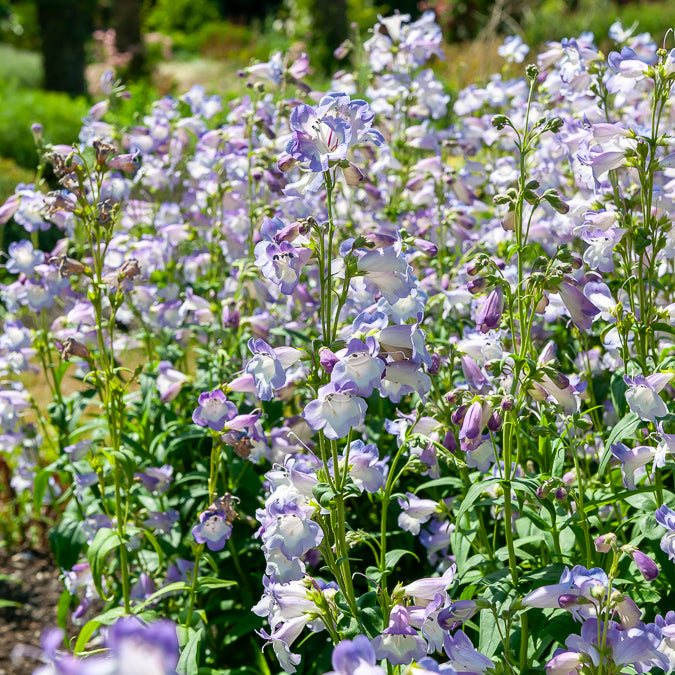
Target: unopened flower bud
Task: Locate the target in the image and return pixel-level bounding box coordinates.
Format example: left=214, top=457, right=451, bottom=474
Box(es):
left=31, top=123, right=43, bottom=143
left=628, top=548, right=659, bottom=581
left=451, top=404, right=468, bottom=426
left=487, top=411, right=502, bottom=432
left=554, top=486, right=568, bottom=502
left=467, top=277, right=488, bottom=295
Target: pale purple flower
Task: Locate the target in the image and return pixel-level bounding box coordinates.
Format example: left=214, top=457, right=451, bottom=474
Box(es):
left=303, top=382, right=367, bottom=439
left=443, top=630, right=494, bottom=673
left=610, top=442, right=656, bottom=490
left=344, top=440, right=387, bottom=492
left=245, top=338, right=287, bottom=401
left=557, top=281, right=600, bottom=331
left=624, top=373, right=671, bottom=422
left=192, top=507, right=233, bottom=552
left=254, top=239, right=312, bottom=295
left=331, top=337, right=385, bottom=397
left=398, top=492, right=438, bottom=535
left=135, top=465, right=173, bottom=495
left=107, top=616, right=179, bottom=675
left=156, top=361, right=188, bottom=403
left=498, top=35, right=530, bottom=63
left=371, top=605, right=427, bottom=666
left=5, top=240, right=43, bottom=275
left=192, top=389, right=237, bottom=431
left=326, top=636, right=386, bottom=675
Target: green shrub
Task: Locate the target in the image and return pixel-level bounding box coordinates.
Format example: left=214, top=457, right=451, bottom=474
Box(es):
left=523, top=0, right=675, bottom=48
left=0, top=44, right=42, bottom=89
left=0, top=84, right=88, bottom=169
left=0, top=157, right=34, bottom=202
left=144, top=0, right=221, bottom=36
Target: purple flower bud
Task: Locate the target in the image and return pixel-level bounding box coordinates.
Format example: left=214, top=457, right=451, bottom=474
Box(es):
left=428, top=353, right=441, bottom=375
left=443, top=429, right=457, bottom=454
left=554, top=486, right=568, bottom=502
left=467, top=277, right=488, bottom=294
left=594, top=533, right=616, bottom=553
left=487, top=411, right=502, bottom=432
left=500, top=397, right=514, bottom=412
left=558, top=593, right=581, bottom=609
left=31, top=123, right=43, bottom=142
left=630, top=548, right=659, bottom=581
left=451, top=404, right=468, bottom=425
left=320, top=348, right=339, bottom=373
left=476, top=287, right=504, bottom=333
left=414, top=238, right=438, bottom=258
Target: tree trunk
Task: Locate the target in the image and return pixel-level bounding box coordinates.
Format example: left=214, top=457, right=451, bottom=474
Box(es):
left=111, top=0, right=147, bottom=80
left=36, top=0, right=97, bottom=96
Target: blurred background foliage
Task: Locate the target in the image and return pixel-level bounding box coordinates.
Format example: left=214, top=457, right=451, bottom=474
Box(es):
left=0, top=0, right=674, bottom=200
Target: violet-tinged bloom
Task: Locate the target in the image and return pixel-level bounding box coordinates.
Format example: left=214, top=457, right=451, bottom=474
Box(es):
left=402, top=565, right=455, bottom=605
left=624, top=373, right=671, bottom=422
left=107, top=616, right=179, bottom=675
left=331, top=337, right=385, bottom=397
left=460, top=355, right=489, bottom=393
left=371, top=605, right=428, bottom=666
left=443, top=630, right=494, bottom=673
left=303, top=382, right=367, bottom=440
left=610, top=441, right=655, bottom=490
left=254, top=239, right=312, bottom=295
left=655, top=505, right=675, bottom=561
left=398, top=492, right=438, bottom=535
left=380, top=360, right=432, bottom=403
left=326, top=636, right=386, bottom=675
left=655, top=504, right=675, bottom=530
left=438, top=600, right=480, bottom=631
left=156, top=361, right=187, bottom=403
left=130, top=572, right=156, bottom=604
left=260, top=505, right=323, bottom=560
left=345, top=440, right=387, bottom=492
left=135, top=465, right=173, bottom=495
left=191, top=507, right=233, bottom=552
left=5, top=240, right=43, bottom=275
left=545, top=650, right=584, bottom=675
left=498, top=35, right=530, bottom=63
left=377, top=323, right=432, bottom=367
left=245, top=338, right=287, bottom=401
left=476, top=287, right=503, bottom=334
left=557, top=281, right=600, bottom=330
left=286, top=103, right=352, bottom=172
left=357, top=245, right=414, bottom=305
left=192, top=389, right=237, bottom=431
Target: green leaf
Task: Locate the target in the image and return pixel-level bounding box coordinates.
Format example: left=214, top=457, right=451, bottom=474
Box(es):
left=520, top=507, right=550, bottom=532
left=197, top=577, right=238, bottom=591
left=57, top=590, right=72, bottom=632
left=0, top=599, right=22, bottom=608
left=177, top=627, right=204, bottom=675
left=456, top=478, right=499, bottom=522
left=478, top=609, right=502, bottom=658
left=415, top=476, right=463, bottom=492
left=33, top=469, right=51, bottom=512
left=384, top=549, right=419, bottom=570
left=49, top=518, right=86, bottom=571
left=511, top=477, right=540, bottom=498
left=598, top=413, right=641, bottom=475
left=88, top=528, right=122, bottom=600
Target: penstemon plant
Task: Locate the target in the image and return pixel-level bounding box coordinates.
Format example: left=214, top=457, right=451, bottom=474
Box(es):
left=1, top=11, right=675, bottom=675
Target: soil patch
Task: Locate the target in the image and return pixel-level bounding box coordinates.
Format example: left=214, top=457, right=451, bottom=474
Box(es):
left=0, top=548, right=64, bottom=675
